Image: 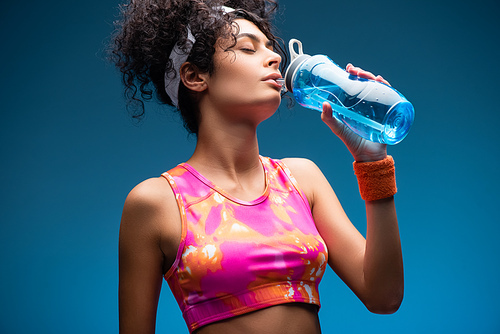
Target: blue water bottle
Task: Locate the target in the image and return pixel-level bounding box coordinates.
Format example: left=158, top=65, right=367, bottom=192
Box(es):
left=283, top=39, right=415, bottom=145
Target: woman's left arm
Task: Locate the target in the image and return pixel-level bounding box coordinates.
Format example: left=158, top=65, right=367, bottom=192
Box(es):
left=284, top=157, right=403, bottom=314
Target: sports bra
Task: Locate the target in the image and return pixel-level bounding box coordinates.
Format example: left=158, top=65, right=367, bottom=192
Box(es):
left=161, top=156, right=328, bottom=333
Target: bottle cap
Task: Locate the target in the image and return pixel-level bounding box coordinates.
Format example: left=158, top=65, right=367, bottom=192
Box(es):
left=284, top=39, right=311, bottom=93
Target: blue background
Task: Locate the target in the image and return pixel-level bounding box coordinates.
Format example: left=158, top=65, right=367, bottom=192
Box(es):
left=1, top=0, right=499, bottom=333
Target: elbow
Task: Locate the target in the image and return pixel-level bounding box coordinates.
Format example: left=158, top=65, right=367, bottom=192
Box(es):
left=366, top=298, right=402, bottom=315
left=364, top=290, right=404, bottom=315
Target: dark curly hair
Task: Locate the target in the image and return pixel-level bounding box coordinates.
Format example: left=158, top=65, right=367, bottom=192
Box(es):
left=109, top=0, right=287, bottom=135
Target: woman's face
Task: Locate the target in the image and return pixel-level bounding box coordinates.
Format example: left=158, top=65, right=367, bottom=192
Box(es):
left=203, top=19, right=282, bottom=120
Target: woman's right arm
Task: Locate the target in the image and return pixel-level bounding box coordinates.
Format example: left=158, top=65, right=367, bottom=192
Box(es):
left=119, top=177, right=182, bottom=334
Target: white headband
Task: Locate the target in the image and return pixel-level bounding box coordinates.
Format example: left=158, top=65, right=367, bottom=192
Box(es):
left=164, top=6, right=235, bottom=107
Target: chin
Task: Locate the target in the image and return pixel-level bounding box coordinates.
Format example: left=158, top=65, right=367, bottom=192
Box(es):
left=260, top=96, right=281, bottom=113
left=244, top=98, right=280, bottom=123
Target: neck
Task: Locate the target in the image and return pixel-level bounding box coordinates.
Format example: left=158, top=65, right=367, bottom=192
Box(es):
left=187, top=120, right=265, bottom=201
left=188, top=95, right=269, bottom=175
left=190, top=120, right=261, bottom=176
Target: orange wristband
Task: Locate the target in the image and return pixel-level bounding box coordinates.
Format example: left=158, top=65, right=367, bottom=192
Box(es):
left=353, top=155, right=397, bottom=201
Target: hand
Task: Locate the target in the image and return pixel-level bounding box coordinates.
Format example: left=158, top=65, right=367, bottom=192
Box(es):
left=321, top=102, right=387, bottom=162
left=346, top=63, right=390, bottom=86
left=321, top=64, right=389, bottom=162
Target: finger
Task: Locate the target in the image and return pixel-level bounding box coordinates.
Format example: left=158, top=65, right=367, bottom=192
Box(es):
left=346, top=63, right=377, bottom=80
left=321, top=102, right=344, bottom=135
left=321, top=101, right=333, bottom=118
left=345, top=63, right=356, bottom=74
left=321, top=101, right=334, bottom=126
left=347, top=64, right=392, bottom=86
left=346, top=63, right=364, bottom=77
left=375, top=75, right=391, bottom=86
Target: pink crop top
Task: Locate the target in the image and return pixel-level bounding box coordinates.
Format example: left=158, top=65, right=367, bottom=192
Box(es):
left=161, top=156, right=328, bottom=333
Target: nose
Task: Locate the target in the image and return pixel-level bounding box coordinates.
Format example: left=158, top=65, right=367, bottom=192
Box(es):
left=266, top=49, right=281, bottom=68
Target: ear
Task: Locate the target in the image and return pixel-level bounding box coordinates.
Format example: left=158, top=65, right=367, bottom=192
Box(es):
left=179, top=62, right=209, bottom=92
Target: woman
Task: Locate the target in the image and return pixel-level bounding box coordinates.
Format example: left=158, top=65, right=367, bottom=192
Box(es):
left=111, top=1, right=404, bottom=333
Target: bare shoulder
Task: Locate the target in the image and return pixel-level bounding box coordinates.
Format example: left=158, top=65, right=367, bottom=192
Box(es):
left=123, top=176, right=176, bottom=213
left=281, top=157, right=321, bottom=175
left=123, top=177, right=177, bottom=223
left=120, top=176, right=182, bottom=265
left=280, top=157, right=329, bottom=207
left=281, top=157, right=325, bottom=186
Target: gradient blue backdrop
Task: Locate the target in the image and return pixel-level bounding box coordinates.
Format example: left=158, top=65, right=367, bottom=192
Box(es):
left=1, top=0, right=499, bottom=333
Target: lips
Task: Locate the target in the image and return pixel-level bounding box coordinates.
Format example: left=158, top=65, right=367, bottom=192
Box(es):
left=263, top=73, right=283, bottom=83
left=263, top=73, right=283, bottom=90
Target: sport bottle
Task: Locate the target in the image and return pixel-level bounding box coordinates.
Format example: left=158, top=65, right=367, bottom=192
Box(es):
left=283, top=39, right=415, bottom=145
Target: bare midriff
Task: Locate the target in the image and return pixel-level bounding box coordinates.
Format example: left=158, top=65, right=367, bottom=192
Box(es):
left=194, top=303, right=321, bottom=334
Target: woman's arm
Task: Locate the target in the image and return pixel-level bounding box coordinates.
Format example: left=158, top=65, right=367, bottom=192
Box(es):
left=119, top=178, right=182, bottom=333
left=283, top=157, right=403, bottom=314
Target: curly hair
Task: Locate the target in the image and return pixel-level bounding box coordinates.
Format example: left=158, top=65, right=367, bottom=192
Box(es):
left=109, top=0, right=287, bottom=135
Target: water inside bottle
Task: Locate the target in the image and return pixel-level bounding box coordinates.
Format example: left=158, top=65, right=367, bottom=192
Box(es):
left=293, top=71, right=413, bottom=144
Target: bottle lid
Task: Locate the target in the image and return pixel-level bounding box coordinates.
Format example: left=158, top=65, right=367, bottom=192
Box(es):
left=284, top=39, right=311, bottom=93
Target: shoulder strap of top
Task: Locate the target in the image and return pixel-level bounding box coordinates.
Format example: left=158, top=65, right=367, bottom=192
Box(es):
left=161, top=167, right=188, bottom=279
left=270, top=158, right=311, bottom=211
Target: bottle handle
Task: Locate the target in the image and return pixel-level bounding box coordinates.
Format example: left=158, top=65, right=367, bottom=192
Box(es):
left=288, top=39, right=304, bottom=62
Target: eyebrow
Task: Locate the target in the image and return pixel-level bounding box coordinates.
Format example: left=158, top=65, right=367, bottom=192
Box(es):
left=236, top=32, right=273, bottom=48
